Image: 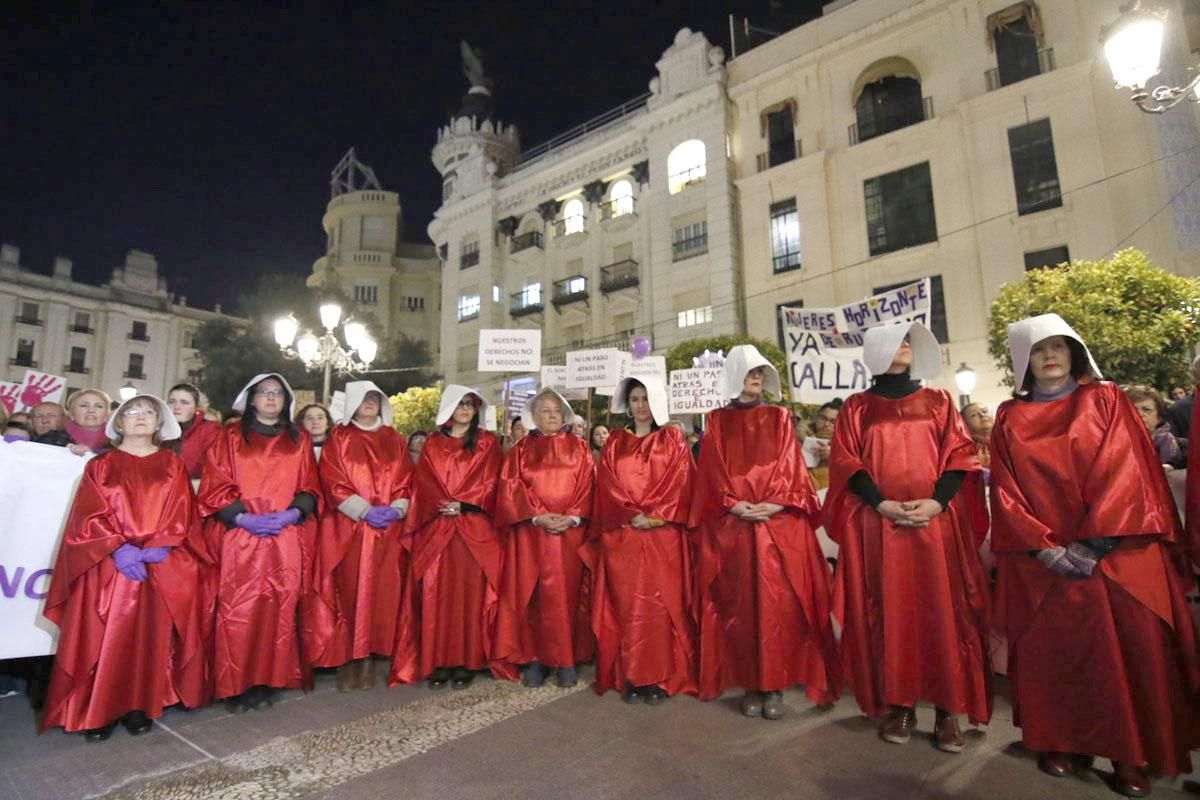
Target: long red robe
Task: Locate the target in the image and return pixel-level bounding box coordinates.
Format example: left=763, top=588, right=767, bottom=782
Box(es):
left=173, top=416, right=222, bottom=480
left=198, top=425, right=323, bottom=699
left=492, top=430, right=595, bottom=678
left=42, top=449, right=212, bottom=732
left=990, top=382, right=1199, bottom=773
left=825, top=388, right=991, bottom=723
left=390, top=430, right=503, bottom=684
left=587, top=426, right=698, bottom=697
left=308, top=424, right=411, bottom=667
left=690, top=404, right=840, bottom=703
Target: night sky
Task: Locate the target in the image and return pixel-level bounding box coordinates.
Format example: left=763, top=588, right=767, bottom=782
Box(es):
left=3, top=1, right=823, bottom=313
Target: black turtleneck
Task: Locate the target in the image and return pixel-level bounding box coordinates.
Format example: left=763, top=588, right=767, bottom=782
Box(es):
left=868, top=371, right=922, bottom=398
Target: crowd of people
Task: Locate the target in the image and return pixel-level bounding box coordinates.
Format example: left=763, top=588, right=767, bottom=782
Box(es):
left=2, top=313, right=1198, bottom=799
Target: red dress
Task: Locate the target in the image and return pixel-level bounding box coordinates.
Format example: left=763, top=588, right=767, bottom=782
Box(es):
left=587, top=426, right=698, bottom=696
left=309, top=424, right=411, bottom=667
left=390, top=430, right=503, bottom=684
left=492, top=430, right=595, bottom=678
left=690, top=404, right=840, bottom=703
left=198, top=425, right=323, bottom=699
left=825, top=388, right=991, bottom=723
left=42, top=449, right=212, bottom=732
left=990, top=382, right=1199, bottom=772
left=175, top=417, right=222, bottom=480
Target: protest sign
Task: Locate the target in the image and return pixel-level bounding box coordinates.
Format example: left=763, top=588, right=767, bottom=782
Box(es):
left=0, top=381, right=20, bottom=413
left=478, top=329, right=541, bottom=372
left=16, top=369, right=68, bottom=411
left=566, top=348, right=623, bottom=389
left=539, top=365, right=589, bottom=401
left=667, top=368, right=723, bottom=414
left=328, top=390, right=346, bottom=422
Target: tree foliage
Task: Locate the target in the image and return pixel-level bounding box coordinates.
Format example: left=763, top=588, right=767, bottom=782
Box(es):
left=987, top=249, right=1200, bottom=388
left=389, top=383, right=442, bottom=434
left=664, top=334, right=790, bottom=401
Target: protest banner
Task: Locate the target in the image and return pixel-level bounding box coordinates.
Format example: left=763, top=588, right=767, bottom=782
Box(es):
left=478, top=329, right=541, bottom=372
left=16, top=369, right=68, bottom=411
left=539, top=365, right=589, bottom=401
left=566, top=348, right=623, bottom=389
left=667, top=368, right=723, bottom=414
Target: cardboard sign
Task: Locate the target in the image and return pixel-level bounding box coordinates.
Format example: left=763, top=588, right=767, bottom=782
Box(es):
left=0, top=381, right=21, bottom=414
left=328, top=390, right=346, bottom=423
left=596, top=354, right=668, bottom=397
left=566, top=348, right=622, bottom=389
left=539, top=366, right=589, bottom=401
left=478, top=329, right=542, bottom=372
left=667, top=368, right=724, bottom=414
left=16, top=370, right=67, bottom=411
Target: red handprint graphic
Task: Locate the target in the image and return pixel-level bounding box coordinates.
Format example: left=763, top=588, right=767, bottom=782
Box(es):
left=18, top=371, right=66, bottom=410
left=0, top=381, right=20, bottom=413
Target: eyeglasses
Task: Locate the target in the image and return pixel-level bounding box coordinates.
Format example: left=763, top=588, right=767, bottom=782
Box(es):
left=122, top=407, right=159, bottom=418
left=256, top=389, right=286, bottom=398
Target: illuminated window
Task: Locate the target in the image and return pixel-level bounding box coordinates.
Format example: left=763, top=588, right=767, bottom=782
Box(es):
left=457, top=294, right=480, bottom=321
left=561, top=198, right=585, bottom=235
left=770, top=199, right=801, bottom=273
left=667, top=140, right=706, bottom=194
left=609, top=180, right=634, bottom=216
left=676, top=305, right=713, bottom=329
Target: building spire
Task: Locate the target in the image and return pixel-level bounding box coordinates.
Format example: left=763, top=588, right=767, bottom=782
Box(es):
left=330, top=148, right=382, bottom=199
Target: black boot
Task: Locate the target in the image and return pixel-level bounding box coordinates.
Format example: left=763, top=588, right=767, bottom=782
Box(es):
left=84, top=722, right=116, bottom=742
left=121, top=710, right=153, bottom=735
left=451, top=667, right=475, bottom=690
left=248, top=685, right=275, bottom=710
left=428, top=667, right=452, bottom=689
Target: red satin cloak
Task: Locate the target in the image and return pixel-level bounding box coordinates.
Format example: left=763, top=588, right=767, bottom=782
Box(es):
left=689, top=405, right=840, bottom=703
left=491, top=430, right=595, bottom=678
left=587, top=426, right=698, bottom=697
left=825, top=388, right=991, bottom=723
left=990, top=382, right=1199, bottom=772
left=390, top=429, right=503, bottom=684
left=42, top=449, right=212, bottom=732
left=308, top=424, right=411, bottom=667
left=198, top=425, right=323, bottom=699
left=174, top=417, right=222, bottom=480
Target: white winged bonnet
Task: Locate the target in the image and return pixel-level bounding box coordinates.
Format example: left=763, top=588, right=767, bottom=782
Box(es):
left=1007, top=313, right=1102, bottom=389
left=341, top=380, right=393, bottom=427
left=862, top=320, right=942, bottom=380
left=521, top=388, right=576, bottom=433
left=231, top=373, right=297, bottom=420
left=437, top=384, right=488, bottom=427
left=611, top=375, right=670, bottom=426
left=720, top=345, right=782, bottom=401
left=105, top=393, right=181, bottom=441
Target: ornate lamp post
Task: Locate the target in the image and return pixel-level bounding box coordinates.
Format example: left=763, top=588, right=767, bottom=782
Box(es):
left=273, top=302, right=377, bottom=405
left=954, top=362, right=977, bottom=410
left=119, top=382, right=137, bottom=402
left=1101, top=0, right=1196, bottom=113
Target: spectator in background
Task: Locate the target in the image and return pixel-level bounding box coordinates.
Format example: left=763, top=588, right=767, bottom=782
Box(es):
left=1169, top=386, right=1188, bottom=403
left=408, top=430, right=428, bottom=464
left=1125, top=385, right=1186, bottom=470
left=589, top=424, right=609, bottom=459
left=164, top=383, right=222, bottom=485
left=802, top=401, right=840, bottom=491
left=961, top=403, right=994, bottom=469
left=570, top=418, right=587, bottom=438
left=505, top=416, right=527, bottom=452
left=64, top=389, right=112, bottom=455
left=31, top=402, right=66, bottom=437
left=4, top=420, right=31, bottom=442
left=1165, top=353, right=1200, bottom=440
left=8, top=411, right=31, bottom=427
left=296, top=403, right=333, bottom=459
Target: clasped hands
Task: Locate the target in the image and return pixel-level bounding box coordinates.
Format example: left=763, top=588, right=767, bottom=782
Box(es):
left=237, top=508, right=302, bottom=537
left=875, top=498, right=943, bottom=528
left=438, top=501, right=463, bottom=517
left=532, top=513, right=575, bottom=534
left=729, top=501, right=784, bottom=522
left=112, top=542, right=170, bottom=581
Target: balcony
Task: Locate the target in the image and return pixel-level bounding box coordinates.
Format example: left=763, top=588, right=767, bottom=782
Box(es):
left=15, top=316, right=41, bottom=326
left=668, top=165, right=705, bottom=194
left=553, top=216, right=587, bottom=248
left=542, top=332, right=634, bottom=366
left=10, top=358, right=37, bottom=368
left=123, top=370, right=146, bottom=380
left=127, top=332, right=151, bottom=342
left=986, top=48, right=1055, bottom=92
left=460, top=249, right=480, bottom=269
left=510, top=231, right=544, bottom=254
left=672, top=235, right=709, bottom=262
left=756, top=140, right=803, bottom=172
left=70, top=325, right=95, bottom=334
left=509, top=287, right=544, bottom=319
left=552, top=276, right=589, bottom=308
left=65, top=364, right=90, bottom=375
left=849, top=96, right=933, bottom=146
left=600, top=260, right=639, bottom=293
left=599, top=197, right=637, bottom=222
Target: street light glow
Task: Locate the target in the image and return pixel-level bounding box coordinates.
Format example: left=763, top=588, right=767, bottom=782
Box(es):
left=357, top=337, right=378, bottom=365
left=273, top=315, right=299, bottom=348
left=343, top=321, right=367, bottom=351
left=296, top=332, right=321, bottom=362
left=954, top=362, right=977, bottom=395
left=1102, top=7, right=1165, bottom=90
left=319, top=302, right=343, bottom=331
left=119, top=382, right=137, bottom=401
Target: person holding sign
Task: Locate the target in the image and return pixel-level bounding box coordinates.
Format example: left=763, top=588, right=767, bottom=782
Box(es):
left=42, top=394, right=212, bottom=741
left=691, top=345, right=840, bottom=720
left=391, top=386, right=503, bottom=690
left=199, top=373, right=322, bottom=713
left=989, top=314, right=1199, bottom=796
left=587, top=377, right=698, bottom=705
left=308, top=382, right=412, bottom=692
left=824, top=321, right=990, bottom=753
left=492, top=389, right=596, bottom=688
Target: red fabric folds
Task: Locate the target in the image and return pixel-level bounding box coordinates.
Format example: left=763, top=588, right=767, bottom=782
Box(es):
left=175, top=417, right=222, bottom=480
left=390, top=430, right=503, bottom=684
left=309, top=424, right=411, bottom=667
left=42, top=449, right=212, bottom=732
left=825, top=388, right=991, bottom=723
left=689, top=405, right=840, bottom=704
left=198, top=426, right=323, bottom=699
left=491, top=431, right=595, bottom=678
left=587, top=427, right=699, bottom=697
left=990, top=382, right=1199, bottom=773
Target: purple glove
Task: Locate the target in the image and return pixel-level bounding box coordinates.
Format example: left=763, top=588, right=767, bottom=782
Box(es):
left=140, top=546, right=170, bottom=564
left=113, top=543, right=148, bottom=581
left=363, top=506, right=401, bottom=529
left=275, top=507, right=302, bottom=527
left=1063, top=542, right=1099, bottom=576
left=239, top=513, right=283, bottom=537
left=1035, top=546, right=1089, bottom=578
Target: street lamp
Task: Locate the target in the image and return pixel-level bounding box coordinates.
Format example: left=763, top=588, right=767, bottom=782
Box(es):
left=954, top=362, right=977, bottom=409
left=119, top=382, right=137, bottom=402
left=1101, top=0, right=1195, bottom=113
left=273, top=302, right=377, bottom=404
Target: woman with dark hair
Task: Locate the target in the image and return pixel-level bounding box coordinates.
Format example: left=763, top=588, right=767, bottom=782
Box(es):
left=296, top=403, right=333, bottom=459
left=198, top=373, right=322, bottom=713
left=589, top=424, right=609, bottom=459
left=42, top=394, right=211, bottom=741
left=391, top=386, right=503, bottom=690
left=1125, top=385, right=1186, bottom=470
left=825, top=322, right=990, bottom=752
left=163, top=382, right=221, bottom=486
left=309, top=382, right=411, bottom=691
left=588, top=377, right=697, bottom=705
left=691, top=345, right=840, bottom=720
left=990, top=314, right=1199, bottom=796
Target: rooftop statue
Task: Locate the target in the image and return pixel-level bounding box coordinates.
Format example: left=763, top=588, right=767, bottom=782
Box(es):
left=461, top=40, right=494, bottom=92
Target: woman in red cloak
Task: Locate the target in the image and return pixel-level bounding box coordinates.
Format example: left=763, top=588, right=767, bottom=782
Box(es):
left=199, top=373, right=323, bottom=713
left=492, top=388, right=595, bottom=688
left=309, top=381, right=411, bottom=691
left=589, top=376, right=698, bottom=705
left=390, top=385, right=502, bottom=690
left=991, top=313, right=1199, bottom=797
left=43, top=393, right=211, bottom=741
left=691, top=344, right=840, bottom=720
left=164, top=382, right=221, bottom=487
left=825, top=321, right=990, bottom=752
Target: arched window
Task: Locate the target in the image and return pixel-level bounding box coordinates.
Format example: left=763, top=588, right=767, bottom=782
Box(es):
left=609, top=180, right=634, bottom=217
left=852, top=58, right=927, bottom=144
left=561, top=198, right=585, bottom=235
left=667, top=140, right=706, bottom=194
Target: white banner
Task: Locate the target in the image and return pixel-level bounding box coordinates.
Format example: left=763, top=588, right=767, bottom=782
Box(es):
left=781, top=279, right=931, bottom=404
left=539, top=366, right=589, bottom=401
left=667, top=368, right=724, bottom=414
left=0, top=443, right=90, bottom=658
left=566, top=348, right=623, bottom=389
left=15, top=369, right=68, bottom=411
left=478, top=329, right=542, bottom=372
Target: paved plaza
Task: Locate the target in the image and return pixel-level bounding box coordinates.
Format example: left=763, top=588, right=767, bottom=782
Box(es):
left=0, top=666, right=1196, bottom=800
